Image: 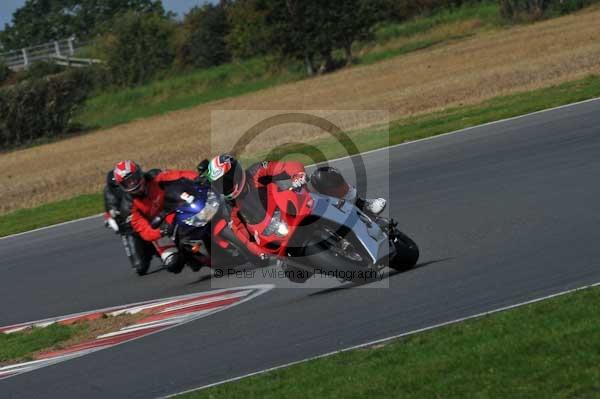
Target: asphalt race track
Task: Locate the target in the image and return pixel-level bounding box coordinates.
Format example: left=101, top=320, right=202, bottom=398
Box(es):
left=1, top=99, right=600, bottom=398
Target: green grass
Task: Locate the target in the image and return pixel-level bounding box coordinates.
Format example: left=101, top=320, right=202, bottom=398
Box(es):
left=73, top=2, right=500, bottom=131
left=75, top=58, right=303, bottom=129
left=373, top=1, right=500, bottom=43
left=0, top=193, right=102, bottom=237
left=251, top=74, right=600, bottom=166
left=0, top=324, right=79, bottom=363
left=356, top=35, right=468, bottom=66
left=355, top=1, right=503, bottom=66
left=175, top=285, right=600, bottom=399
left=2, top=74, right=600, bottom=237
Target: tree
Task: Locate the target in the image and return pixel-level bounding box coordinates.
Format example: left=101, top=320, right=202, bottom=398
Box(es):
left=0, top=0, right=167, bottom=50
left=0, top=0, right=76, bottom=50
left=329, top=0, right=377, bottom=64
left=97, top=11, right=175, bottom=86
left=226, top=0, right=377, bottom=74
left=226, top=0, right=273, bottom=59
left=177, top=4, right=231, bottom=68
left=226, top=0, right=327, bottom=75
left=0, top=60, right=10, bottom=84
left=0, top=68, right=94, bottom=148
left=373, top=0, right=466, bottom=22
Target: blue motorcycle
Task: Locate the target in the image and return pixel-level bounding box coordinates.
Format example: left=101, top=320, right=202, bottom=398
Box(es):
left=154, top=179, right=246, bottom=273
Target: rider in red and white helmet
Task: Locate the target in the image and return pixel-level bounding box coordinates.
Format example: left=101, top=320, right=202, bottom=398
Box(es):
left=113, top=160, right=146, bottom=195
left=206, top=154, right=387, bottom=258
left=113, top=160, right=198, bottom=273
left=103, top=164, right=161, bottom=275
left=207, top=155, right=305, bottom=257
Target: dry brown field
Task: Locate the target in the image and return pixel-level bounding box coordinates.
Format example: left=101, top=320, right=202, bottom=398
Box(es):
left=1, top=7, right=600, bottom=214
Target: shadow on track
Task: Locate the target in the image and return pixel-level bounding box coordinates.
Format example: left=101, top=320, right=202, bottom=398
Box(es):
left=143, top=266, right=166, bottom=276
left=187, top=271, right=213, bottom=284
left=185, top=261, right=271, bottom=286
left=308, top=258, right=453, bottom=297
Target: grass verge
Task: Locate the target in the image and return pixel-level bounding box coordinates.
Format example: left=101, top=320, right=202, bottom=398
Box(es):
left=357, top=1, right=500, bottom=66
left=0, top=312, right=144, bottom=366
left=74, top=58, right=303, bottom=129
left=0, top=194, right=102, bottom=237
left=175, top=285, right=600, bottom=399
left=0, top=324, right=78, bottom=364
left=373, top=1, right=500, bottom=43
left=1, top=74, right=599, bottom=237
left=74, top=2, right=500, bottom=131
left=252, top=74, right=600, bottom=166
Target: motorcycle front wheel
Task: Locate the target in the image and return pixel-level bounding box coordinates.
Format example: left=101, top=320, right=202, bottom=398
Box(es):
left=301, top=227, right=380, bottom=283
left=389, top=230, right=419, bottom=271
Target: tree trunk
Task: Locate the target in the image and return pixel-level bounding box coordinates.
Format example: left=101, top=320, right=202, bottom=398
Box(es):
left=318, top=50, right=334, bottom=74
left=530, top=0, right=545, bottom=19
left=304, top=52, right=315, bottom=76
left=344, top=41, right=353, bottom=65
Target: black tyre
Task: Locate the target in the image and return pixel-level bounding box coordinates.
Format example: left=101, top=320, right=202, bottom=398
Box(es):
left=389, top=231, right=419, bottom=271
left=281, top=263, right=313, bottom=283
left=302, top=230, right=379, bottom=284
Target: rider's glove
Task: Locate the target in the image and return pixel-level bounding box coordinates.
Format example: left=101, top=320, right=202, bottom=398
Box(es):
left=104, top=218, right=119, bottom=233
left=194, top=159, right=210, bottom=185
left=197, top=159, right=209, bottom=175
left=104, top=214, right=120, bottom=233
left=291, top=172, right=307, bottom=189
left=159, top=220, right=174, bottom=237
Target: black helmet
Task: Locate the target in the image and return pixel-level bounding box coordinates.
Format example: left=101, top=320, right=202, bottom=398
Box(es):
left=310, top=166, right=349, bottom=198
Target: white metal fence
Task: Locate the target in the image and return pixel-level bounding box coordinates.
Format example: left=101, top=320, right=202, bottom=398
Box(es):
left=0, top=37, right=100, bottom=70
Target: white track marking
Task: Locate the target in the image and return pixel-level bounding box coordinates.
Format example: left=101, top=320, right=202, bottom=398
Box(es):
left=324, top=96, right=600, bottom=166
left=160, top=281, right=600, bottom=399
left=2, top=96, right=599, bottom=242
left=0, top=213, right=103, bottom=241
left=162, top=290, right=253, bottom=312
left=97, top=315, right=201, bottom=338
left=100, top=292, right=255, bottom=338
left=1, top=289, right=248, bottom=333
left=0, top=285, right=274, bottom=381
left=97, top=322, right=181, bottom=339
left=108, top=300, right=182, bottom=316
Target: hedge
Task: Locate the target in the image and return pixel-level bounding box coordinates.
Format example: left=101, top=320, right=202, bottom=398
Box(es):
left=499, top=0, right=600, bottom=20
left=0, top=60, right=10, bottom=84
left=0, top=69, right=94, bottom=149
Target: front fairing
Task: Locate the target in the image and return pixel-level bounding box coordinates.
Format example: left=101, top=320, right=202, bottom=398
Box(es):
left=244, top=186, right=313, bottom=256
left=173, top=186, right=212, bottom=238
left=308, top=193, right=391, bottom=264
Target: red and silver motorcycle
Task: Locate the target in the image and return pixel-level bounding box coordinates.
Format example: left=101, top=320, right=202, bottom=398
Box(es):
left=213, top=182, right=419, bottom=283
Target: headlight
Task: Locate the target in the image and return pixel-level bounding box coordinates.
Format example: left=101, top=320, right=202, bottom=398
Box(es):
left=263, top=209, right=289, bottom=237
left=184, top=191, right=220, bottom=227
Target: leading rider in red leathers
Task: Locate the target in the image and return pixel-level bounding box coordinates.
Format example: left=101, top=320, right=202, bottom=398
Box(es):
left=206, top=154, right=387, bottom=258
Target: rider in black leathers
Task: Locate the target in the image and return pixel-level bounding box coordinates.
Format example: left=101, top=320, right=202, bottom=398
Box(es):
left=103, top=168, right=161, bottom=275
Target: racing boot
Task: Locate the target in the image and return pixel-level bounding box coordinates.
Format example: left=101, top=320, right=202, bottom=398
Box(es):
left=160, top=246, right=184, bottom=274
left=345, top=185, right=387, bottom=216
left=355, top=196, right=387, bottom=216
left=310, top=166, right=387, bottom=216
